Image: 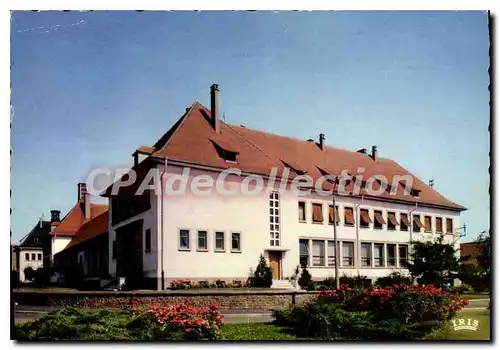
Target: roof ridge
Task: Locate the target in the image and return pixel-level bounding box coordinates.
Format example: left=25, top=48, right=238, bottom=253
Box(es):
left=225, top=123, right=276, bottom=164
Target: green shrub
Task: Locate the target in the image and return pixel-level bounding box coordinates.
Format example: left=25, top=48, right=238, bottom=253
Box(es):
left=339, top=275, right=371, bottom=289
left=297, top=266, right=312, bottom=290
left=375, top=272, right=412, bottom=288
left=249, top=255, right=273, bottom=288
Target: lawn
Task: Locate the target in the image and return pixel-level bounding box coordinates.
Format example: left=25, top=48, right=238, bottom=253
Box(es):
left=460, top=293, right=490, bottom=300
left=221, top=310, right=491, bottom=341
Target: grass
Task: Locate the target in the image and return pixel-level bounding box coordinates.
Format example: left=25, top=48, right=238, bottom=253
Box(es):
left=427, top=310, right=490, bottom=340
left=220, top=323, right=312, bottom=340
left=460, top=293, right=490, bottom=300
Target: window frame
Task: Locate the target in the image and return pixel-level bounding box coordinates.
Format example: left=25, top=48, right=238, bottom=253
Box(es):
left=25, top=253, right=29, bottom=261
left=361, top=242, right=372, bottom=267
left=231, top=232, right=241, bottom=252
left=344, top=207, right=355, bottom=226
left=373, top=243, right=385, bottom=267
left=328, top=205, right=340, bottom=225
left=214, top=231, right=225, bottom=252
left=373, top=210, right=385, bottom=230
left=359, top=208, right=371, bottom=228
left=387, top=211, right=397, bottom=231
left=327, top=240, right=338, bottom=266
left=298, top=201, right=306, bottom=222
left=179, top=229, right=191, bottom=251
left=312, top=203, right=324, bottom=224
left=413, top=215, right=423, bottom=233
left=312, top=240, right=325, bottom=266
left=446, top=218, right=453, bottom=234
left=197, top=230, right=209, bottom=251
left=399, top=244, right=408, bottom=267
left=387, top=244, right=396, bottom=267
left=299, top=239, right=310, bottom=267
left=400, top=213, right=409, bottom=231
left=436, top=217, right=443, bottom=233
left=424, top=216, right=433, bottom=233
left=37, top=253, right=42, bottom=261
left=342, top=241, right=355, bottom=267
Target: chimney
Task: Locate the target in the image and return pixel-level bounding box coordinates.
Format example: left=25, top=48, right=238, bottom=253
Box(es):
left=50, top=210, right=61, bottom=223
left=210, top=84, right=220, bottom=133
left=357, top=148, right=367, bottom=154
left=319, top=133, right=325, bottom=150
left=77, top=183, right=87, bottom=202
left=77, top=183, right=91, bottom=220
left=371, top=145, right=378, bottom=161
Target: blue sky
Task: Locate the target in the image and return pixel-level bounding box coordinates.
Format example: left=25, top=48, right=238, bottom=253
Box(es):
left=11, top=11, right=489, bottom=243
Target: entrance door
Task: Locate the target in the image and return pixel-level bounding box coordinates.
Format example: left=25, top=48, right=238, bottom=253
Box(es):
left=268, top=252, right=281, bottom=279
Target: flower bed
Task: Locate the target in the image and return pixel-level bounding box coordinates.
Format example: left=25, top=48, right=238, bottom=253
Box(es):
left=170, top=279, right=252, bottom=290
left=273, top=283, right=470, bottom=340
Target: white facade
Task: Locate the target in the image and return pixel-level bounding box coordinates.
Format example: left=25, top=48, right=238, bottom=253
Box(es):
left=51, top=236, right=72, bottom=260
left=18, top=248, right=44, bottom=282
left=108, top=162, right=462, bottom=289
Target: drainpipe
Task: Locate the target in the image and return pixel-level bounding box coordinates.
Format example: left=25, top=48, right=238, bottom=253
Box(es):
left=159, top=158, right=167, bottom=290
left=408, top=202, right=418, bottom=282
left=355, top=196, right=364, bottom=276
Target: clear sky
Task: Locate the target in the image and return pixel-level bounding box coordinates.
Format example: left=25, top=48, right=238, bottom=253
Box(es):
left=11, top=11, right=489, bottom=244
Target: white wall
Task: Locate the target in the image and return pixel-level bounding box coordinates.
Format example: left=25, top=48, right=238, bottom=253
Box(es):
left=18, top=249, right=43, bottom=282
left=157, top=164, right=462, bottom=285
left=51, top=237, right=72, bottom=260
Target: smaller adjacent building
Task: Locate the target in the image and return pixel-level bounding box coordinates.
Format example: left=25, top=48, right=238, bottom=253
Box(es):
left=460, top=241, right=484, bottom=264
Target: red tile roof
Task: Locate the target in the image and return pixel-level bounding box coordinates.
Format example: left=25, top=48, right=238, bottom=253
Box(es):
left=51, top=202, right=108, bottom=236
left=64, top=210, right=109, bottom=249
left=106, top=101, right=465, bottom=211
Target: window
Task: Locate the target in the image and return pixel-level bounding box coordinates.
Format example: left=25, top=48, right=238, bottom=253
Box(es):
left=413, top=215, right=423, bottom=232
left=399, top=245, right=408, bottom=267
left=37, top=253, right=42, bottom=261
left=424, top=216, right=432, bottom=232
left=215, top=232, right=225, bottom=251
left=270, top=192, right=280, bottom=246
left=312, top=240, right=325, bottom=266
left=34, top=237, right=39, bottom=244
left=328, top=205, right=340, bottom=225
left=298, top=201, right=306, bottom=222
left=112, top=241, right=116, bottom=259
left=446, top=218, right=453, bottom=234
left=31, top=253, right=36, bottom=260
left=374, top=244, right=384, bottom=267
left=387, top=212, right=398, bottom=231
left=231, top=233, right=241, bottom=252
left=436, top=217, right=443, bottom=233
left=373, top=210, right=385, bottom=229
left=344, top=207, right=355, bottom=226
left=360, top=209, right=371, bottom=228
left=312, top=203, right=324, bottom=223
left=327, top=241, right=338, bottom=266
left=145, top=229, right=151, bottom=253
left=299, top=239, right=309, bottom=267
left=197, top=230, right=208, bottom=250
left=400, top=213, right=409, bottom=231
left=361, top=243, right=372, bottom=267
left=211, top=140, right=238, bottom=162
left=179, top=229, right=190, bottom=250
left=342, top=242, right=354, bottom=266
left=387, top=244, right=396, bottom=266
left=25, top=253, right=29, bottom=261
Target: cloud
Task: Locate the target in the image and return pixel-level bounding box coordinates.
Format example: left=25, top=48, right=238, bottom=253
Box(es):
left=16, top=19, right=87, bottom=34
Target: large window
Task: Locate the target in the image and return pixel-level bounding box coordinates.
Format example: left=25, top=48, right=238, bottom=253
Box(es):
left=360, top=209, right=371, bottom=228
left=298, top=201, right=306, bottom=222
left=342, top=242, right=354, bottom=266
left=215, top=231, right=225, bottom=251
left=399, top=245, right=408, bottom=267
left=387, top=244, right=396, bottom=266
left=374, top=244, right=384, bottom=267
left=327, top=241, right=338, bottom=266
left=436, top=217, right=443, bottom=233
left=361, top=243, right=372, bottom=267
left=373, top=210, right=385, bottom=230
left=232, top=233, right=241, bottom=252
left=329, top=205, right=340, bottom=225
left=424, top=216, right=432, bottom=232
left=270, top=192, right=280, bottom=246
left=400, top=213, right=409, bottom=231
left=197, top=230, right=208, bottom=250
left=312, top=240, right=325, bottom=266
left=299, top=239, right=309, bottom=267
left=179, top=229, right=190, bottom=250
left=312, top=203, right=324, bottom=223
left=446, top=218, right=453, bottom=234
left=344, top=207, right=355, bottom=226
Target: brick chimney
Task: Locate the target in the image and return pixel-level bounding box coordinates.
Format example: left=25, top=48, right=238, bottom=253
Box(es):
left=50, top=210, right=60, bottom=223
left=318, top=133, right=325, bottom=150
left=210, top=84, right=220, bottom=133
left=77, top=183, right=91, bottom=220
left=371, top=145, right=378, bottom=161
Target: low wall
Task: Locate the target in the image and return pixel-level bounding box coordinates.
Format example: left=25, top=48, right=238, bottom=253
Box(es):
left=13, top=289, right=320, bottom=310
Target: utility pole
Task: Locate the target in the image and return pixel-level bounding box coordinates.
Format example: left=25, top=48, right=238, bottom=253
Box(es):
left=333, top=191, right=339, bottom=289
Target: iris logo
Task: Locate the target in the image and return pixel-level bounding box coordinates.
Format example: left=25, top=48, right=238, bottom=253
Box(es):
left=452, top=318, right=479, bottom=331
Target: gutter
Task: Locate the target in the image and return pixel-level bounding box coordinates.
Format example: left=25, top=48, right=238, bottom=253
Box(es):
left=159, top=157, right=167, bottom=290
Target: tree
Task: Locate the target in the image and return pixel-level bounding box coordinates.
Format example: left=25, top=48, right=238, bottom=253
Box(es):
left=406, top=234, right=459, bottom=287
left=476, top=231, right=491, bottom=280
left=23, top=266, right=36, bottom=282
left=298, top=263, right=312, bottom=290
left=250, top=254, right=273, bottom=288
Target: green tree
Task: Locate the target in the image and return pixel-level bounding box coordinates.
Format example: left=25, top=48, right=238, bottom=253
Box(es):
left=476, top=231, right=491, bottom=280
left=250, top=254, right=273, bottom=288
left=298, top=264, right=312, bottom=290
left=406, top=234, right=459, bottom=287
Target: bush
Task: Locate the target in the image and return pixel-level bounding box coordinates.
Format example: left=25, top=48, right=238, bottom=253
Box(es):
left=375, top=272, right=412, bottom=288
left=15, top=301, right=224, bottom=341
left=249, top=255, right=273, bottom=288
left=297, top=266, right=312, bottom=290
left=339, top=275, right=372, bottom=289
